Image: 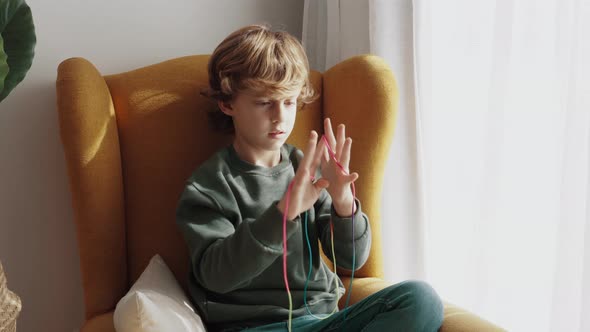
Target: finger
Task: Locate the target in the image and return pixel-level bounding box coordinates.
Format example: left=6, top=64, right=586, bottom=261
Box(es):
left=310, top=135, right=326, bottom=175
left=347, top=172, right=359, bottom=183
left=300, top=130, right=318, bottom=172
left=340, top=137, right=352, bottom=170
left=313, top=178, right=330, bottom=190
left=319, top=148, right=330, bottom=175
left=324, top=118, right=337, bottom=152
left=336, top=124, right=345, bottom=161
left=323, top=144, right=330, bottom=163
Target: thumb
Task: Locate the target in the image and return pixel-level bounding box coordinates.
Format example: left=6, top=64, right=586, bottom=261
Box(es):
left=314, top=178, right=330, bottom=190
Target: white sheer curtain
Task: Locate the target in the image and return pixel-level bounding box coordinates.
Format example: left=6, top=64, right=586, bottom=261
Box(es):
left=303, top=0, right=426, bottom=283
left=414, top=1, right=590, bottom=331
left=303, top=1, right=590, bottom=331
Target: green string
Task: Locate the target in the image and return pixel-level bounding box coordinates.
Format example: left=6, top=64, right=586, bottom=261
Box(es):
left=302, top=211, right=339, bottom=319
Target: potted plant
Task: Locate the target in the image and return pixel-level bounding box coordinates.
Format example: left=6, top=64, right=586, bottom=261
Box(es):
left=0, top=261, right=22, bottom=332
left=0, top=0, right=36, bottom=103
left=0, top=0, right=34, bottom=329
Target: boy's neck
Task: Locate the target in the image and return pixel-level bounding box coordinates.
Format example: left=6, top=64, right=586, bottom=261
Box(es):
left=232, top=142, right=283, bottom=168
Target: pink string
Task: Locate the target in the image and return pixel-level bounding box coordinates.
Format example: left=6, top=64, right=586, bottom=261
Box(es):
left=282, top=181, right=295, bottom=306
left=320, top=135, right=358, bottom=311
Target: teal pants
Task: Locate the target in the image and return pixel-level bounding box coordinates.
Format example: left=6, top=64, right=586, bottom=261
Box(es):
left=238, top=280, right=444, bottom=332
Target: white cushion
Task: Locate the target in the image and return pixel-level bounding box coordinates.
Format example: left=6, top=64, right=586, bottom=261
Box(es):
left=114, top=254, right=207, bottom=332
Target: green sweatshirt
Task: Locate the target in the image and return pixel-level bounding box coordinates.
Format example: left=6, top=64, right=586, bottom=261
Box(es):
left=175, top=143, right=371, bottom=330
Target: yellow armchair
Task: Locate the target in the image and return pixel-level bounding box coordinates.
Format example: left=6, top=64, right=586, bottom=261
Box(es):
left=56, top=54, right=503, bottom=332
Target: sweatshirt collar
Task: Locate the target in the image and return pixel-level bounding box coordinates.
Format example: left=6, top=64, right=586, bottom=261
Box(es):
left=227, top=144, right=292, bottom=175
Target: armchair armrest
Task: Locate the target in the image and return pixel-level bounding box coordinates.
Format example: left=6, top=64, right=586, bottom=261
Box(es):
left=440, top=301, right=505, bottom=332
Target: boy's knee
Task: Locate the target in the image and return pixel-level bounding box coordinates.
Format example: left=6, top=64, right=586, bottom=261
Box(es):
left=388, top=280, right=444, bottom=331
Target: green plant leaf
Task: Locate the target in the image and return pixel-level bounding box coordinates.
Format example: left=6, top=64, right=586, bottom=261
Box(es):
left=0, top=35, right=8, bottom=96
left=0, top=0, right=36, bottom=103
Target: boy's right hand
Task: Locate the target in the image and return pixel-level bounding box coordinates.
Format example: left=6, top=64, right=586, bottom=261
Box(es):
left=277, top=130, right=329, bottom=221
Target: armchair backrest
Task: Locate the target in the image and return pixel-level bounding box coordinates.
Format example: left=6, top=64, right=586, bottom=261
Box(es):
left=56, top=54, right=397, bottom=320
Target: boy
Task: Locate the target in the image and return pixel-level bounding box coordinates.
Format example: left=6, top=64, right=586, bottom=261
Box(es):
left=176, top=24, right=443, bottom=331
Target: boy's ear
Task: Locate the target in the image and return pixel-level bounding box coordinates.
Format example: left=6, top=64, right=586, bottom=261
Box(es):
left=218, top=100, right=234, bottom=116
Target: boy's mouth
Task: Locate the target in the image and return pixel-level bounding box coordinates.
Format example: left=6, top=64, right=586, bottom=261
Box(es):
left=269, top=130, right=285, bottom=138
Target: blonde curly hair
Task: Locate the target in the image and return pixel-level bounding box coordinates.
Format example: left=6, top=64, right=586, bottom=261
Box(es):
left=202, top=24, right=317, bottom=133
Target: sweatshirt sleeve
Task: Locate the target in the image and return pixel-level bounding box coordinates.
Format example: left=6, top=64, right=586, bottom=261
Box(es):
left=315, top=190, right=371, bottom=271
left=176, top=182, right=300, bottom=294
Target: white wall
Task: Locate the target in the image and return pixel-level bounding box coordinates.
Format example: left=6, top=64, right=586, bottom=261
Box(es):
left=0, top=1, right=303, bottom=331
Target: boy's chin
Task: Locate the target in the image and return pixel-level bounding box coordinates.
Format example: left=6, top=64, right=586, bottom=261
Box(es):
left=266, top=134, right=288, bottom=144
left=266, top=140, right=286, bottom=149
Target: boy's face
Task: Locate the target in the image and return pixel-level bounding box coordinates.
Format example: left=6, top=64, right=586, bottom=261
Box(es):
left=219, top=89, right=300, bottom=155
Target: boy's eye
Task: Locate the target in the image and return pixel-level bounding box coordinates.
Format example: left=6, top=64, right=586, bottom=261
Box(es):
left=254, top=99, right=296, bottom=107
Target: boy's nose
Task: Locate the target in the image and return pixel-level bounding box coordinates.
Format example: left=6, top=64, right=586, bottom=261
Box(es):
left=271, top=103, right=287, bottom=123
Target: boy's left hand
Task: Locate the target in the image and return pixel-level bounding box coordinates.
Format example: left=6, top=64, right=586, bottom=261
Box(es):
left=320, top=118, right=359, bottom=217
